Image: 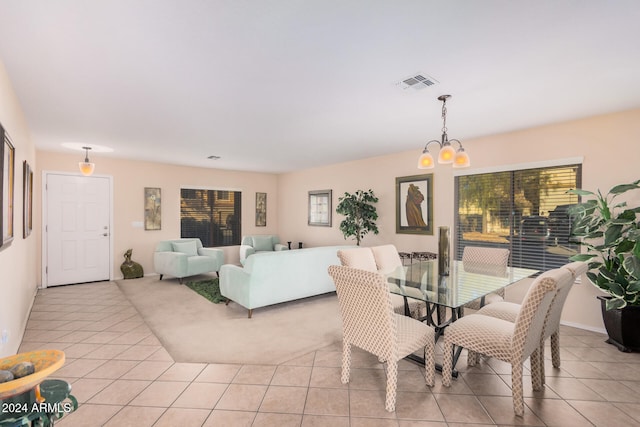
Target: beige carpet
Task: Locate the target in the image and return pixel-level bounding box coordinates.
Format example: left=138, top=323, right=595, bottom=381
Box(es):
left=116, top=275, right=343, bottom=365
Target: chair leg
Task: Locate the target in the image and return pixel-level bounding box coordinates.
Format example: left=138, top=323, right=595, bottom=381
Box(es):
left=550, top=331, right=561, bottom=368
left=531, top=346, right=543, bottom=391
left=385, top=360, right=398, bottom=412
left=159, top=274, right=163, bottom=280
left=247, top=309, right=252, bottom=319
left=442, top=342, right=454, bottom=387
left=341, top=341, right=352, bottom=385
left=424, top=345, right=435, bottom=387
left=467, top=350, right=479, bottom=366
left=511, top=362, right=525, bottom=416
left=539, top=341, right=547, bottom=387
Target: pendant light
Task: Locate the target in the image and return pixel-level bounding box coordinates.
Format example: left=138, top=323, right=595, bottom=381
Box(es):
left=79, top=146, right=95, bottom=176
left=418, top=95, right=470, bottom=169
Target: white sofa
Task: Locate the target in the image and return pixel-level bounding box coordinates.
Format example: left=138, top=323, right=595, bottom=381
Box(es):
left=220, top=245, right=353, bottom=318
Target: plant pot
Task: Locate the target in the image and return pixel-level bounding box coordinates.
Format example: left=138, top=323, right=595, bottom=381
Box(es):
left=598, top=295, right=640, bottom=352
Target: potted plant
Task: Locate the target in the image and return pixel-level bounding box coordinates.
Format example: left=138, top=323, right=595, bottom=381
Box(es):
left=336, top=189, right=379, bottom=246
left=567, top=180, right=640, bottom=351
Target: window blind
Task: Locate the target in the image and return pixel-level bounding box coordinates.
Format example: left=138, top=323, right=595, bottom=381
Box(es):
left=180, top=189, right=241, bottom=247
left=454, top=163, right=582, bottom=271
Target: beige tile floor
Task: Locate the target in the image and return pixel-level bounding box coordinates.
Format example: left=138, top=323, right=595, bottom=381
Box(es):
left=17, top=281, right=640, bottom=427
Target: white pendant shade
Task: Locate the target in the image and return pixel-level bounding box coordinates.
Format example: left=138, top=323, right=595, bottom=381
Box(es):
left=418, top=152, right=435, bottom=169
left=79, top=161, right=95, bottom=176
left=452, top=150, right=470, bottom=168
left=438, top=144, right=456, bottom=164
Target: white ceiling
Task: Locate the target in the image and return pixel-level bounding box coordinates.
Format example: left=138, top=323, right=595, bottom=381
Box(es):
left=1, top=1, right=639, bottom=173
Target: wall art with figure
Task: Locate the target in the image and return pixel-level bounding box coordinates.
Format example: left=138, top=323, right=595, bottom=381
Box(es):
left=395, top=174, right=433, bottom=235
left=144, top=187, right=161, bottom=230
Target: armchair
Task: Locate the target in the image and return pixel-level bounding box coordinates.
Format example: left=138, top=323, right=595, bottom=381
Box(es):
left=239, top=235, right=288, bottom=265
left=154, top=238, right=224, bottom=283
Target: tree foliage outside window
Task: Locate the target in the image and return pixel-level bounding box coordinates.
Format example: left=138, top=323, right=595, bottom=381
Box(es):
left=180, top=189, right=241, bottom=247
left=455, top=164, right=582, bottom=270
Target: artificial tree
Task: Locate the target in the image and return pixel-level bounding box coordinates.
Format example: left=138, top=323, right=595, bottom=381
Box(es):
left=335, top=189, right=379, bottom=246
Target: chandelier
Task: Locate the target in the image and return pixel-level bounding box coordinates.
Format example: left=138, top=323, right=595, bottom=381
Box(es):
left=417, top=95, right=470, bottom=169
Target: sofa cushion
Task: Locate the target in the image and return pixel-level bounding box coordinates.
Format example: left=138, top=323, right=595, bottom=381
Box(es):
left=252, top=235, right=273, bottom=252
left=172, top=240, right=198, bottom=257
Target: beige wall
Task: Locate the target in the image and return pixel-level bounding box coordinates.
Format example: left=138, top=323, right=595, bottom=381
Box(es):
left=35, top=153, right=280, bottom=281
left=0, top=61, right=38, bottom=357
left=277, top=108, right=640, bottom=331
left=3, top=47, right=640, bottom=356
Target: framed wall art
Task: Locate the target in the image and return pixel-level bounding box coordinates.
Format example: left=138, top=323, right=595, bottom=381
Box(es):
left=396, top=174, right=433, bottom=235
left=144, top=187, right=161, bottom=230
left=23, top=160, right=33, bottom=238
left=1, top=127, right=15, bottom=248
left=308, top=189, right=332, bottom=227
left=255, top=192, right=267, bottom=226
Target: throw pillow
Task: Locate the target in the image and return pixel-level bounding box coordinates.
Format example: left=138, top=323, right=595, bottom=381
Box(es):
left=252, top=235, right=273, bottom=252
left=172, top=241, right=198, bottom=257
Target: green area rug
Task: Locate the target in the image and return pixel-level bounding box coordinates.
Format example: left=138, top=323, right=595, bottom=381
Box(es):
left=186, top=278, right=226, bottom=304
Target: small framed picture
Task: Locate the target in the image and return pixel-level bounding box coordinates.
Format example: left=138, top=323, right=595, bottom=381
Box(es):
left=308, top=189, right=332, bottom=227
left=256, top=192, right=267, bottom=226
left=144, top=187, right=161, bottom=230
left=23, top=160, right=33, bottom=238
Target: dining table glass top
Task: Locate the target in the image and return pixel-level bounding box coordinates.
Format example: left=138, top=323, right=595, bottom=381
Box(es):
left=386, top=260, right=539, bottom=309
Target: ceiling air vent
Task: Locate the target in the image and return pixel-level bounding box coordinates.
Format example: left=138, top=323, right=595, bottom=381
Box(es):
left=397, top=73, right=439, bottom=90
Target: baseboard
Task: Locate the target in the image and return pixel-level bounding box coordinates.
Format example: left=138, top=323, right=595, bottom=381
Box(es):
left=560, top=320, right=606, bottom=335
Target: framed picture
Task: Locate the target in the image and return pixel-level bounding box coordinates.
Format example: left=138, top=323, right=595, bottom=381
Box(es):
left=144, top=187, right=161, bottom=230
left=396, top=174, right=433, bottom=235
left=255, top=192, right=267, bottom=226
left=23, top=160, right=33, bottom=238
left=1, top=128, right=15, bottom=248
left=308, top=189, right=332, bottom=227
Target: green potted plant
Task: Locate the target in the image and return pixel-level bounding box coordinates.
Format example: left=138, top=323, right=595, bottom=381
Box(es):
left=568, top=180, right=640, bottom=351
left=336, top=189, right=379, bottom=246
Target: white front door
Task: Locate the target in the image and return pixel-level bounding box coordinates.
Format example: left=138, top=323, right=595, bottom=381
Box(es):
left=44, top=173, right=112, bottom=287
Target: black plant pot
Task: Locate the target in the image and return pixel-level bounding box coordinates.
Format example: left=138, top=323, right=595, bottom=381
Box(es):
left=598, top=295, right=640, bottom=352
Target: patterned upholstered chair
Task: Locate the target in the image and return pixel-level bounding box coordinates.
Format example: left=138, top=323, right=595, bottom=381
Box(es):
left=337, top=247, right=423, bottom=319
left=462, top=246, right=510, bottom=310
left=476, top=261, right=587, bottom=385
left=328, top=265, right=435, bottom=412
left=441, top=267, right=572, bottom=416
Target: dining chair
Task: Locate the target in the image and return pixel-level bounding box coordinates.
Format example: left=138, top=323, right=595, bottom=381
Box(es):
left=337, top=247, right=423, bottom=319
left=441, top=267, right=572, bottom=416
left=475, top=261, right=587, bottom=385
left=327, top=265, right=435, bottom=412
left=461, top=246, right=510, bottom=310
left=371, top=244, right=428, bottom=318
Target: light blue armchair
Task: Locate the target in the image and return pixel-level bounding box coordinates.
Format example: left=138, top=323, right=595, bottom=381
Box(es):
left=239, top=235, right=289, bottom=265
left=154, top=238, right=224, bottom=283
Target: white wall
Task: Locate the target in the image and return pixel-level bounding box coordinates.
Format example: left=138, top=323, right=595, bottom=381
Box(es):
left=0, top=60, right=38, bottom=357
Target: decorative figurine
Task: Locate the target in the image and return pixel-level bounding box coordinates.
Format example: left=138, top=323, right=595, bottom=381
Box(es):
left=120, top=249, right=144, bottom=279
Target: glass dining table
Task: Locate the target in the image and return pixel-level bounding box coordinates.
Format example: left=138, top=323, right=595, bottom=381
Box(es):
left=386, top=259, right=539, bottom=375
